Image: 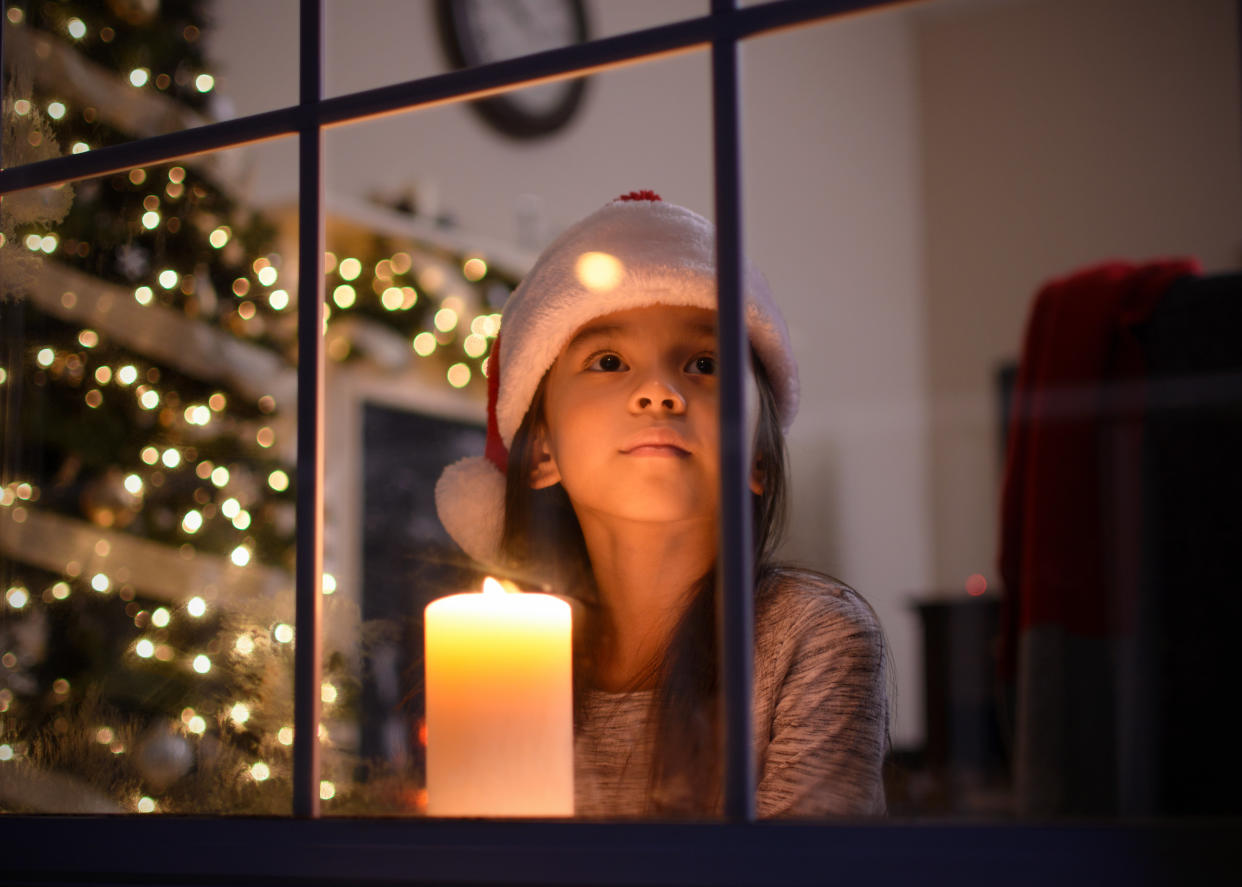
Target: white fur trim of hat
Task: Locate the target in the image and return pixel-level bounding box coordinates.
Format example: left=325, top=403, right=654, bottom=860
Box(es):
left=435, top=190, right=799, bottom=566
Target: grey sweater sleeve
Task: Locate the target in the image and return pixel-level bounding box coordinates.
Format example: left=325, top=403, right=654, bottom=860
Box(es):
left=754, top=572, right=889, bottom=818
left=574, top=570, right=889, bottom=819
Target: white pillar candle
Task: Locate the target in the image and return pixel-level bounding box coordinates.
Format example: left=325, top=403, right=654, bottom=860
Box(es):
left=424, top=577, right=573, bottom=816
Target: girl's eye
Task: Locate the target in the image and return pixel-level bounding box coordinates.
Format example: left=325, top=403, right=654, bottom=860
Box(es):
left=686, top=355, right=716, bottom=376
left=588, top=353, right=627, bottom=372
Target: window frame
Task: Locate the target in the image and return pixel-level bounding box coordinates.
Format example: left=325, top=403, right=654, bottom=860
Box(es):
left=1, top=0, right=1237, bottom=882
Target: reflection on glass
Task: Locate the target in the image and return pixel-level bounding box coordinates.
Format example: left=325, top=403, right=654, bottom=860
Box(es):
left=0, top=139, right=298, bottom=813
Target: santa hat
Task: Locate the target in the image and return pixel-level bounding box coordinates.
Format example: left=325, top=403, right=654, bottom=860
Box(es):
left=435, top=191, right=799, bottom=566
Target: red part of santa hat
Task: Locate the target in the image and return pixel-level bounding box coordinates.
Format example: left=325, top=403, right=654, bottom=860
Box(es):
left=482, top=337, right=507, bottom=474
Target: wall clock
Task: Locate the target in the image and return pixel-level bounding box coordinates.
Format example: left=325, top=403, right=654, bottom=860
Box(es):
left=434, top=0, right=591, bottom=139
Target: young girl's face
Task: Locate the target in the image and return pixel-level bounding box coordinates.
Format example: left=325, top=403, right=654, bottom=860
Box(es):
left=529, top=304, right=742, bottom=529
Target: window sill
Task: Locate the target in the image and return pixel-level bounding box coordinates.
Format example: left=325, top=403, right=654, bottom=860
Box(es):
left=3, top=814, right=1238, bottom=885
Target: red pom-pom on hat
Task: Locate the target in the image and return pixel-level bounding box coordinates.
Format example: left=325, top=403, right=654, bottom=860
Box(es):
left=616, top=190, right=661, bottom=202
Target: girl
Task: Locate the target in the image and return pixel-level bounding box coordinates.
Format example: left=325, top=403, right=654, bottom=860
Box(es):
left=436, top=191, right=888, bottom=818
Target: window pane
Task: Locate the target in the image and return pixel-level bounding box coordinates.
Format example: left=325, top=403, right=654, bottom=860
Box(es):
left=311, top=53, right=717, bottom=817
left=734, top=10, right=901, bottom=823
left=323, top=0, right=707, bottom=104
left=0, top=139, right=299, bottom=814
left=744, top=0, right=1242, bottom=819
left=1, top=0, right=297, bottom=170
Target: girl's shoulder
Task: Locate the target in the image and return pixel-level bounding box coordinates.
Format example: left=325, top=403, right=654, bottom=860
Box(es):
left=753, top=566, right=888, bottom=708
left=756, top=565, right=883, bottom=642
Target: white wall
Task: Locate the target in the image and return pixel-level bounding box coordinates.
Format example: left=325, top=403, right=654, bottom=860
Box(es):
left=206, top=0, right=1242, bottom=752
left=740, top=13, right=930, bottom=748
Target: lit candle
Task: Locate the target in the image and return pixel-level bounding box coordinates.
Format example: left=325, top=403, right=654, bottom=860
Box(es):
left=424, top=577, right=573, bottom=816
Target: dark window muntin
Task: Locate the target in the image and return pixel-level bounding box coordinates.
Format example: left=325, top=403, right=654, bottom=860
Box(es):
left=5, top=1, right=1235, bottom=882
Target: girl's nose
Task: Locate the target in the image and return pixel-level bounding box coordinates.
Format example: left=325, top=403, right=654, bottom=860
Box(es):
left=629, top=376, right=686, bottom=414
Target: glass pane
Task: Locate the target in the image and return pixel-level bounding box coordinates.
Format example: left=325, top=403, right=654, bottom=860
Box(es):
left=0, top=138, right=299, bottom=814
left=744, top=0, right=1242, bottom=819
left=735, top=10, right=903, bottom=823
left=316, top=52, right=715, bottom=817
left=1, top=0, right=296, bottom=169
left=324, top=0, right=707, bottom=104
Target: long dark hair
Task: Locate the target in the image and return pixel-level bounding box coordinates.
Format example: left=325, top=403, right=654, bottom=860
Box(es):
left=499, top=350, right=789, bottom=816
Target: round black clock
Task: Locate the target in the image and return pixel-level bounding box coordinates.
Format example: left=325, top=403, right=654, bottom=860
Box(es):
left=435, top=0, right=591, bottom=139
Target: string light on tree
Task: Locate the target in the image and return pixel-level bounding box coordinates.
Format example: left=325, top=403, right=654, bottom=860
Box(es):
left=412, top=332, right=436, bottom=357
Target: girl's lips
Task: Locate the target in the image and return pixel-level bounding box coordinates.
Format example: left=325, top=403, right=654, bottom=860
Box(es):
left=623, top=444, right=689, bottom=457
left=620, top=429, right=691, bottom=456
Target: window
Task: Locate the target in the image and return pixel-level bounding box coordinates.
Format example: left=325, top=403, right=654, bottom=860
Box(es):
left=2, top=0, right=1238, bottom=881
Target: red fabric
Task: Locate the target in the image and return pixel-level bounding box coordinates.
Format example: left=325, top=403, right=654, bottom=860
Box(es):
left=484, top=334, right=507, bottom=474
left=997, top=259, right=1199, bottom=679
left=616, top=190, right=661, bottom=202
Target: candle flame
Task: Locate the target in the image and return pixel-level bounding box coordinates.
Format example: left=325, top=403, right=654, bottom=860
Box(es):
left=482, top=576, right=522, bottom=595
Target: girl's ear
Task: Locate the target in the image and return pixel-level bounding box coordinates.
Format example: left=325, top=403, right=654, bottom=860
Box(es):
left=528, top=424, right=562, bottom=490
left=749, top=454, right=764, bottom=496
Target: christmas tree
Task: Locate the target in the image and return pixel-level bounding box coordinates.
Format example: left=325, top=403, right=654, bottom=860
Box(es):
left=1, top=0, right=512, bottom=814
